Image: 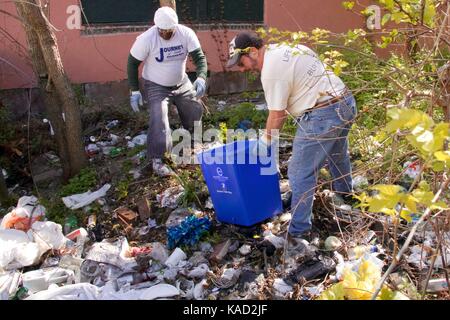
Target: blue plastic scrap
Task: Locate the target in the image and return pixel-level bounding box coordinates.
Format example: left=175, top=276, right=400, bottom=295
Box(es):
left=167, top=215, right=211, bottom=250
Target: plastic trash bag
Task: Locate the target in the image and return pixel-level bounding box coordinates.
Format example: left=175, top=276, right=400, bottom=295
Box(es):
left=0, top=229, right=41, bottom=270
left=62, top=184, right=111, bottom=210
left=25, top=283, right=101, bottom=300
left=29, top=221, right=67, bottom=254
left=1, top=196, right=46, bottom=231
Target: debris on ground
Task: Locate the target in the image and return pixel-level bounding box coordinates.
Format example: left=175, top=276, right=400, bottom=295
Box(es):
left=2, top=95, right=450, bottom=301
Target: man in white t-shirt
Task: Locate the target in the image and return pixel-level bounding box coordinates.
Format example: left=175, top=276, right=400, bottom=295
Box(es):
left=127, top=7, right=207, bottom=176
left=227, top=32, right=357, bottom=245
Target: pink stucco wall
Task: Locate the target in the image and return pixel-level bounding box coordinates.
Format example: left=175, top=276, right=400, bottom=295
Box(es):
left=0, top=0, right=370, bottom=90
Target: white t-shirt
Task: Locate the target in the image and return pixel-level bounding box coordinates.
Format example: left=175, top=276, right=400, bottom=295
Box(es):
left=130, top=25, right=200, bottom=87
left=261, top=44, right=346, bottom=117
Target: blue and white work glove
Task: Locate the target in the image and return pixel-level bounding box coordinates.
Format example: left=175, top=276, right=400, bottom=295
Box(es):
left=193, top=77, right=207, bottom=98
left=130, top=91, right=143, bottom=113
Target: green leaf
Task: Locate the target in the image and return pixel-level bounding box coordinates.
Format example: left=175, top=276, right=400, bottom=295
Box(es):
left=423, top=0, right=436, bottom=26
left=418, top=181, right=431, bottom=192
left=382, top=13, right=391, bottom=26
left=432, top=161, right=445, bottom=172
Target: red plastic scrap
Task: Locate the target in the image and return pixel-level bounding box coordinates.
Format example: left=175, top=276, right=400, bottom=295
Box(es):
left=129, top=246, right=152, bottom=257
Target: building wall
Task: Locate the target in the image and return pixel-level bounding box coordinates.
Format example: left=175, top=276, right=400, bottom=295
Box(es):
left=0, top=0, right=371, bottom=90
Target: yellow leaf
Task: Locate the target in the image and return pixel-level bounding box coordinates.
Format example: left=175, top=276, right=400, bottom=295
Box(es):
left=400, top=209, right=413, bottom=223
left=435, top=151, right=450, bottom=162
left=318, top=282, right=345, bottom=300
left=370, top=184, right=402, bottom=196
left=402, top=194, right=418, bottom=213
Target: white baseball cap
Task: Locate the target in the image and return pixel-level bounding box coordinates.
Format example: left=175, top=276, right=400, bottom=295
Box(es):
left=154, top=7, right=178, bottom=30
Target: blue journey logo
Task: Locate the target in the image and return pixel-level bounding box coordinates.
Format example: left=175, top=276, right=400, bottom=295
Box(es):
left=155, top=45, right=184, bottom=62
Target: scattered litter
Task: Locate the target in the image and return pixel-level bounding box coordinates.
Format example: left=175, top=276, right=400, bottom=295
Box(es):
left=218, top=268, right=241, bottom=288
left=127, top=134, right=147, bottom=149
left=425, top=278, right=449, bottom=292
left=22, top=268, right=75, bottom=293
left=30, top=221, right=67, bottom=253
left=210, top=240, right=231, bottom=263
left=167, top=215, right=211, bottom=250
left=263, top=231, right=285, bottom=249
left=239, top=245, right=251, bottom=256
left=1, top=196, right=46, bottom=231
left=352, top=175, right=369, bottom=191
left=273, top=278, right=293, bottom=296
left=137, top=198, right=152, bottom=222
left=205, top=197, right=214, bottom=209
left=286, top=256, right=336, bottom=283
left=176, top=279, right=195, bottom=299
left=279, top=213, right=292, bottom=223
left=147, top=219, right=157, bottom=229
left=0, top=229, right=41, bottom=270
left=279, top=180, right=291, bottom=193
left=0, top=271, right=21, bottom=300
left=25, top=283, right=101, bottom=300
left=139, top=283, right=179, bottom=300
left=116, top=207, right=138, bottom=224
left=165, top=248, right=187, bottom=268
left=86, top=144, right=100, bottom=157
left=320, top=256, right=394, bottom=300
left=194, top=279, right=208, bottom=300
left=324, top=236, right=342, bottom=251
left=200, top=242, right=213, bottom=253
left=187, top=264, right=210, bottom=279
left=105, top=120, right=119, bottom=130
left=84, top=238, right=136, bottom=270
left=157, top=186, right=184, bottom=209
left=149, top=242, right=169, bottom=263
left=62, top=184, right=111, bottom=210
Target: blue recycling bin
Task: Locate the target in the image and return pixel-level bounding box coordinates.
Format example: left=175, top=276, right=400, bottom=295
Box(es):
left=197, top=139, right=282, bottom=226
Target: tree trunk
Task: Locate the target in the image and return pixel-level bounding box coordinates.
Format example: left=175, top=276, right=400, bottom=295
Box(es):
left=0, top=170, right=9, bottom=206
left=15, top=0, right=87, bottom=178
left=160, top=0, right=176, bottom=11
left=15, top=3, right=72, bottom=180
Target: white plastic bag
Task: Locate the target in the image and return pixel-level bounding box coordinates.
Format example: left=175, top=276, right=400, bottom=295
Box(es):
left=0, top=229, right=41, bottom=270
left=29, top=221, right=67, bottom=254
left=62, top=184, right=111, bottom=210
left=0, top=196, right=45, bottom=231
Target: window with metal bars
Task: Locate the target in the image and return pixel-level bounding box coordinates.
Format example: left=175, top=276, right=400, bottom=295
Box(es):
left=80, top=0, right=264, bottom=26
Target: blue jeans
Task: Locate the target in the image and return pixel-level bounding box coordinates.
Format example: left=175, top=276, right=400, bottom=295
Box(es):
left=288, top=93, right=357, bottom=236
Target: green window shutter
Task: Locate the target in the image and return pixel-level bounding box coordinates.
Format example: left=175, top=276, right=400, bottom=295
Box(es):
left=80, top=0, right=263, bottom=25
left=80, top=0, right=159, bottom=25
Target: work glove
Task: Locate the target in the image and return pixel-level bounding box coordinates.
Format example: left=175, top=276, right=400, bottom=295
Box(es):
left=193, top=77, right=207, bottom=98
left=251, top=134, right=272, bottom=158
left=130, top=91, right=143, bottom=112
left=251, top=135, right=280, bottom=176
